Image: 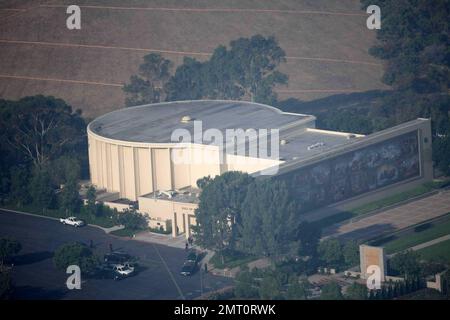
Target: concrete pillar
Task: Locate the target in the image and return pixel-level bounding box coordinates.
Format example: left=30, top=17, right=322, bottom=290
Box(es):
left=172, top=212, right=177, bottom=237
left=182, top=214, right=186, bottom=233
left=185, top=214, right=190, bottom=239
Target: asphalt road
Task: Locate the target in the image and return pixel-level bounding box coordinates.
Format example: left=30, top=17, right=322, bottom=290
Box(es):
left=0, top=210, right=232, bottom=300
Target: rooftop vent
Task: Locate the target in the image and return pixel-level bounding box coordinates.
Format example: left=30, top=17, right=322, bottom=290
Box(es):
left=180, top=115, right=192, bottom=123
left=307, top=142, right=325, bottom=151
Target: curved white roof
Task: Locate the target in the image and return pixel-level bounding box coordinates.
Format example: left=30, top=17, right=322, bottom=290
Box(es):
left=88, top=100, right=313, bottom=143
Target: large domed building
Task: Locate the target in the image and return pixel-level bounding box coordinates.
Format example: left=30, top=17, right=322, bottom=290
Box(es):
left=87, top=100, right=433, bottom=238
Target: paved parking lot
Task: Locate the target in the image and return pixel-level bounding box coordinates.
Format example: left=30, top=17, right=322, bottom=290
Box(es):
left=0, top=210, right=232, bottom=300
left=325, top=189, right=450, bottom=241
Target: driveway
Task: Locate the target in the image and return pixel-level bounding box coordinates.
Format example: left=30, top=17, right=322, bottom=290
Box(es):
left=0, top=209, right=232, bottom=300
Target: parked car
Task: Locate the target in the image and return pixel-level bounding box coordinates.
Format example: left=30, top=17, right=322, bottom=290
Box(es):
left=96, top=264, right=122, bottom=281
left=113, top=263, right=135, bottom=277
left=59, top=216, right=85, bottom=227
left=96, top=262, right=135, bottom=280
left=180, top=260, right=197, bottom=276
left=186, top=251, right=198, bottom=263
left=104, top=251, right=132, bottom=264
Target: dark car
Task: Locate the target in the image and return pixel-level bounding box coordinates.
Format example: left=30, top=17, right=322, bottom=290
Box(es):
left=180, top=261, right=197, bottom=276
left=104, top=251, right=132, bottom=265
left=95, top=264, right=124, bottom=281
left=186, top=251, right=198, bottom=263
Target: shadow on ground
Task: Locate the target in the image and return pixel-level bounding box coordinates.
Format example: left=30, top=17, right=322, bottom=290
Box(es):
left=13, top=251, right=54, bottom=266
left=11, top=286, right=67, bottom=300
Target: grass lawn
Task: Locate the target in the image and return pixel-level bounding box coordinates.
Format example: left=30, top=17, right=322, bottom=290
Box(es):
left=417, top=239, right=450, bottom=264
left=315, top=180, right=449, bottom=230
left=2, top=203, right=119, bottom=228
left=209, top=250, right=257, bottom=270
left=350, top=181, right=446, bottom=216
left=377, top=218, right=450, bottom=254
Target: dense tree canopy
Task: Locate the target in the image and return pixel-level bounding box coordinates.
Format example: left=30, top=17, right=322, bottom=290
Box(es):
left=124, top=35, right=288, bottom=106
left=194, top=172, right=323, bottom=264
left=0, top=96, right=87, bottom=207
left=239, top=180, right=300, bottom=259
left=123, top=53, right=172, bottom=106
left=0, top=96, right=86, bottom=169
left=53, top=242, right=99, bottom=275
left=345, top=282, right=368, bottom=300
left=362, top=0, right=450, bottom=171
left=193, top=172, right=254, bottom=257
left=389, top=250, right=422, bottom=280
left=320, top=282, right=344, bottom=300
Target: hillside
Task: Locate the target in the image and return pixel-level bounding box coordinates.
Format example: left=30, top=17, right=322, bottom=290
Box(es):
left=0, top=0, right=388, bottom=118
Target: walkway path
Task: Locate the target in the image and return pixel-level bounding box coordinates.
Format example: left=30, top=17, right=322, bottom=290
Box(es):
left=323, top=189, right=450, bottom=242
left=408, top=234, right=450, bottom=252
left=134, top=231, right=188, bottom=249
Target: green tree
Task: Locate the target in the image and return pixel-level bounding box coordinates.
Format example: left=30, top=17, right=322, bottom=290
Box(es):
left=239, top=180, right=300, bottom=259
left=8, top=166, right=31, bottom=206
left=165, top=57, right=205, bottom=101
left=228, top=35, right=287, bottom=104
left=123, top=53, right=172, bottom=106
left=128, top=35, right=288, bottom=104
left=0, top=238, right=22, bottom=263
left=433, top=132, right=450, bottom=176
left=343, top=240, right=360, bottom=268
left=360, top=0, right=450, bottom=171
left=297, top=221, right=322, bottom=257
left=0, top=96, right=87, bottom=209
left=59, top=175, right=80, bottom=215
left=123, top=76, right=161, bottom=107
left=389, top=250, right=422, bottom=280
left=286, top=276, right=310, bottom=300
left=139, top=53, right=172, bottom=87
left=318, top=239, right=343, bottom=268
left=50, top=156, right=81, bottom=187
left=320, top=282, right=344, bottom=300
left=259, top=274, right=282, bottom=300
left=117, top=209, right=148, bottom=231
left=345, top=282, right=368, bottom=300
left=203, top=45, right=244, bottom=100
left=0, top=95, right=86, bottom=169
left=85, top=185, right=97, bottom=216
left=234, top=269, right=259, bottom=299
left=29, top=167, right=54, bottom=209
left=53, top=242, right=99, bottom=275
left=193, top=172, right=254, bottom=263
left=196, top=176, right=212, bottom=190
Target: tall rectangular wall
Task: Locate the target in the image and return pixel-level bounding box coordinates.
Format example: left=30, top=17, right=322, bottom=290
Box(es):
left=274, top=118, right=433, bottom=219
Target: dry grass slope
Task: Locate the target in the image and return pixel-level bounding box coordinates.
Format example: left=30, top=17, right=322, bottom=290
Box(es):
left=0, top=0, right=388, bottom=118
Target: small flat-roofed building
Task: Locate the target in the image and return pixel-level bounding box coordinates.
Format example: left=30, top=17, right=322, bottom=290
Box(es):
left=87, top=100, right=433, bottom=238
